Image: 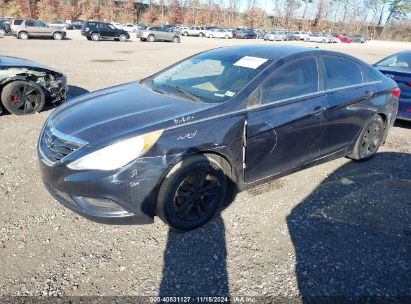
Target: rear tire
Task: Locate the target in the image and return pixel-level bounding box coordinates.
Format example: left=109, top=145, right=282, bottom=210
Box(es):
left=156, top=155, right=227, bottom=231
left=53, top=32, right=63, bottom=40
left=199, top=32, right=204, bottom=37
left=1, top=81, right=45, bottom=115
left=348, top=115, right=385, bottom=161
left=0, top=29, right=5, bottom=36
left=172, top=36, right=179, bottom=43
left=147, top=34, right=155, bottom=42
left=119, top=34, right=127, bottom=42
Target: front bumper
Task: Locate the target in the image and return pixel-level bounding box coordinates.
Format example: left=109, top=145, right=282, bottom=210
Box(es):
left=38, top=151, right=175, bottom=225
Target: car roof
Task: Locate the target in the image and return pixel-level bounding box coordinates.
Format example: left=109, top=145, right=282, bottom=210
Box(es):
left=202, top=45, right=319, bottom=61
left=199, top=45, right=368, bottom=66
left=394, top=50, right=411, bottom=56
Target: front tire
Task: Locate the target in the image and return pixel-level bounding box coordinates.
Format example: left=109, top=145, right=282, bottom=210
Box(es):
left=147, top=34, right=155, bottom=42
left=1, top=81, right=45, bottom=115
left=156, top=155, right=227, bottom=231
left=0, top=29, right=5, bottom=36
left=119, top=34, right=127, bottom=42
left=18, top=31, right=29, bottom=40
left=348, top=115, right=385, bottom=161
left=91, top=33, right=100, bottom=41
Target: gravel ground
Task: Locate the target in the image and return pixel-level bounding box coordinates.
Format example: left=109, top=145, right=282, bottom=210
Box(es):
left=0, top=32, right=410, bottom=301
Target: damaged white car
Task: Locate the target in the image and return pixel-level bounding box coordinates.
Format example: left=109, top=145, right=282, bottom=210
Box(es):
left=0, top=56, right=67, bottom=115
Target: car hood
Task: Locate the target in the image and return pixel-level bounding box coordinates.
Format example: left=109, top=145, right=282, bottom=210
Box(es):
left=49, top=81, right=211, bottom=144
left=0, top=56, right=62, bottom=73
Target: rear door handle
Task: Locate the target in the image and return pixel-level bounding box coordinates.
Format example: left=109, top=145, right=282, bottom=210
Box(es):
left=311, top=106, right=327, bottom=115
left=364, top=90, right=374, bottom=98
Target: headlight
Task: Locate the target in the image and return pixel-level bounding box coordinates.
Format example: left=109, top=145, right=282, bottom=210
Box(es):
left=67, top=130, right=163, bottom=171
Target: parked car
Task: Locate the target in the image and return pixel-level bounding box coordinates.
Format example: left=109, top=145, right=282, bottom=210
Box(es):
left=70, top=20, right=83, bottom=30
left=138, top=26, right=181, bottom=42
left=206, top=28, right=233, bottom=39
left=182, top=26, right=206, bottom=37
left=0, top=19, right=11, bottom=36
left=323, top=33, right=340, bottom=43
left=305, top=32, right=331, bottom=43
left=255, top=29, right=267, bottom=38
left=122, top=23, right=138, bottom=32
left=236, top=29, right=257, bottom=39
left=48, top=20, right=68, bottom=31
left=264, top=31, right=286, bottom=41
left=37, top=45, right=398, bottom=231
left=334, top=34, right=352, bottom=43
left=0, top=56, right=66, bottom=115
left=347, top=34, right=366, bottom=43
left=284, top=31, right=296, bottom=41
left=10, top=19, right=66, bottom=40
left=81, top=21, right=130, bottom=41
left=293, top=31, right=309, bottom=40
left=375, top=50, right=411, bottom=121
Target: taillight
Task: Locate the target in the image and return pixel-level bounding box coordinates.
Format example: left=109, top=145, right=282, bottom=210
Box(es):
left=392, top=87, right=400, bottom=97
left=407, top=81, right=411, bottom=86
left=85, top=27, right=89, bottom=32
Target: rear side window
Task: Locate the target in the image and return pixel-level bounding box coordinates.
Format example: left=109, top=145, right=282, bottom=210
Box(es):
left=362, top=66, right=381, bottom=82
left=323, top=56, right=362, bottom=90
left=13, top=19, right=23, bottom=25
left=261, top=57, right=319, bottom=104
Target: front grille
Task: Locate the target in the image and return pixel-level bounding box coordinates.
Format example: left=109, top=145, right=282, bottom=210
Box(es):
left=40, top=124, right=84, bottom=165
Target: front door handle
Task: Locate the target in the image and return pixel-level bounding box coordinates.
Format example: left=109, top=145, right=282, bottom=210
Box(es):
left=311, top=106, right=327, bottom=115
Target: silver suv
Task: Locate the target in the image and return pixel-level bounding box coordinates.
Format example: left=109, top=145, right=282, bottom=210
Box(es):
left=137, top=26, right=180, bottom=43
left=11, top=19, right=66, bottom=40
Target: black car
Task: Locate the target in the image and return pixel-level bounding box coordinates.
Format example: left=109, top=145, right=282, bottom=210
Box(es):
left=0, top=19, right=11, bottom=35
left=236, top=29, right=257, bottom=39
left=0, top=56, right=66, bottom=115
left=70, top=20, right=83, bottom=30
left=375, top=50, right=411, bottom=121
left=81, top=21, right=130, bottom=41
left=38, top=45, right=398, bottom=231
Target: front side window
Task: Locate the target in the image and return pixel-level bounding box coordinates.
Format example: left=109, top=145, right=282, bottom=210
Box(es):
left=146, top=52, right=272, bottom=103
left=34, top=20, right=46, bottom=27
left=323, top=56, right=362, bottom=90
left=261, top=57, right=319, bottom=104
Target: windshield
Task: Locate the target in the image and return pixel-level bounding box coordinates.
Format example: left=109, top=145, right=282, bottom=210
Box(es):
left=376, top=53, right=411, bottom=68
left=147, top=52, right=272, bottom=103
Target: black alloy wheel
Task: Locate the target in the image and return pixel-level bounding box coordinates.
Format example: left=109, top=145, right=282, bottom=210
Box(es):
left=1, top=81, right=45, bottom=115
left=157, top=156, right=227, bottom=231
left=349, top=115, right=385, bottom=161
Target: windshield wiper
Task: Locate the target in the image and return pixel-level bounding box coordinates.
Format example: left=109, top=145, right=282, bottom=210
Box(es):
left=162, top=83, right=203, bottom=102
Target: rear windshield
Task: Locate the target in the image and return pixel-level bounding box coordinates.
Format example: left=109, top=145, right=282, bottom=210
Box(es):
left=376, top=53, right=411, bottom=68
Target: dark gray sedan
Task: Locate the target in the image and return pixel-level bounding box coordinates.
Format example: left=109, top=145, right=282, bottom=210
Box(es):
left=38, top=45, right=398, bottom=231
